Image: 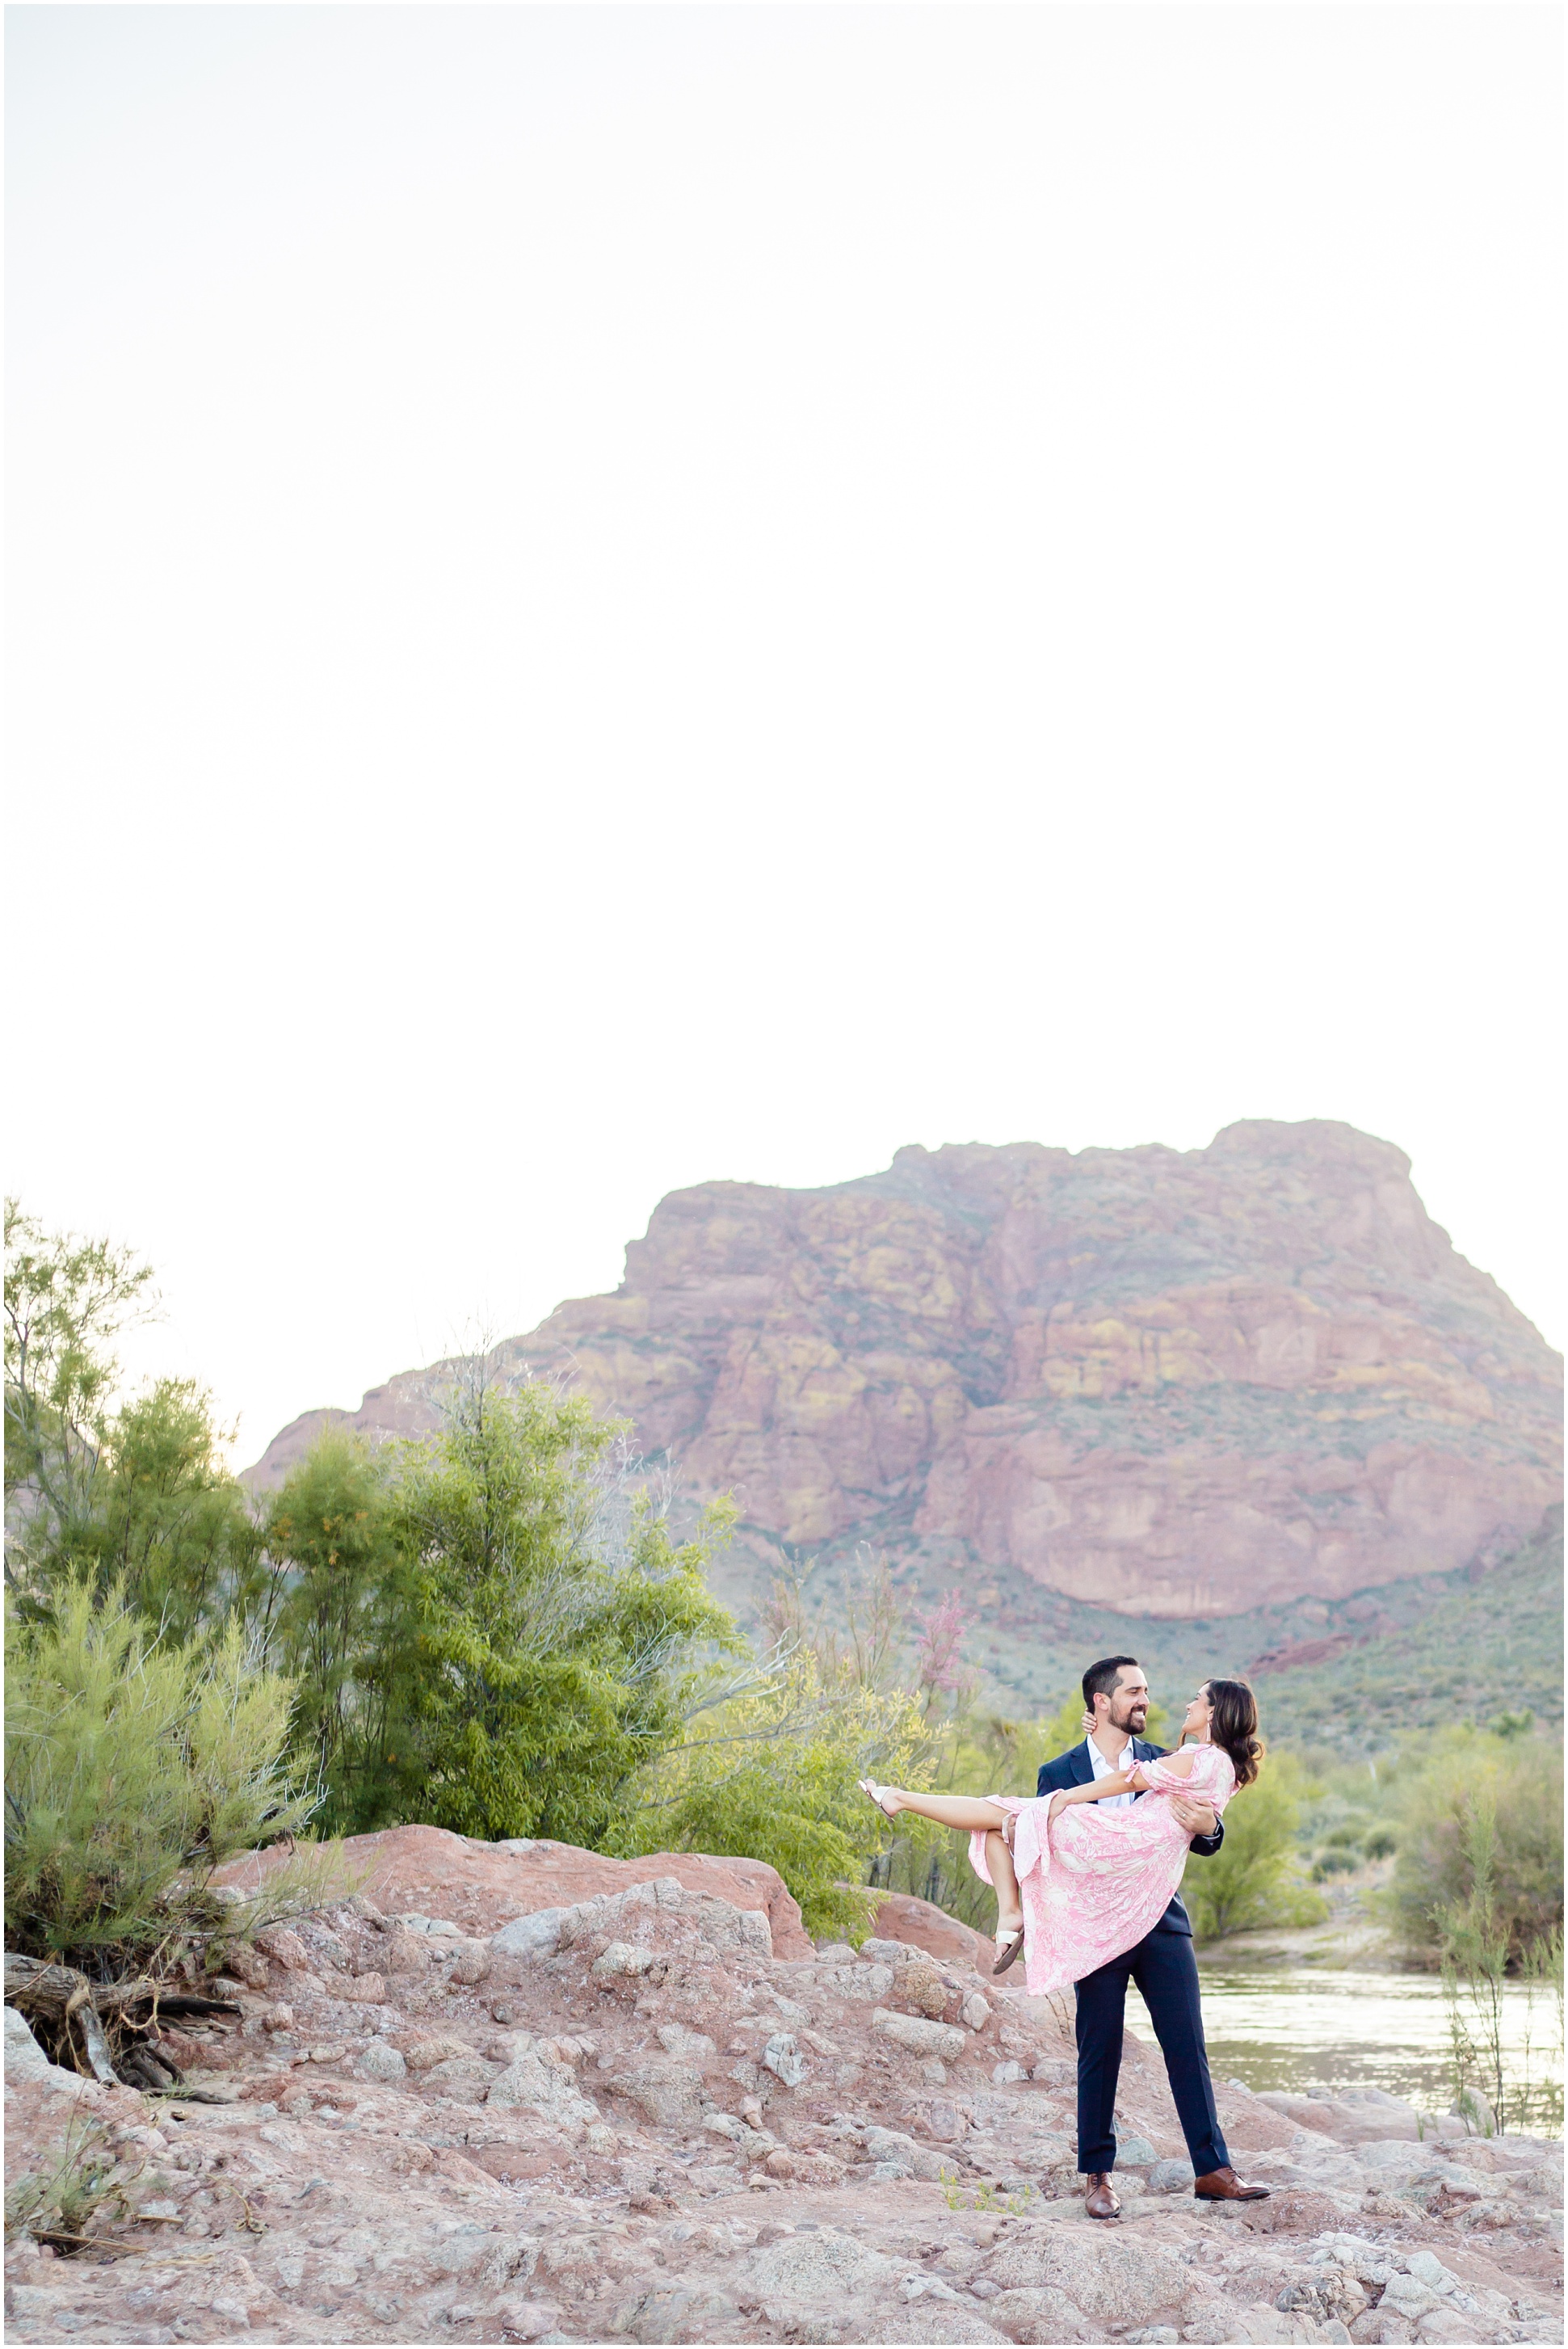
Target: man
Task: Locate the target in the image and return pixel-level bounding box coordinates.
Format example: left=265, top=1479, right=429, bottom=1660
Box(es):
left=1031, top=1655, right=1271, bottom=2220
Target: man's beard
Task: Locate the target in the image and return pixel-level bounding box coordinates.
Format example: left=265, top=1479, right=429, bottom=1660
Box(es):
left=1115, top=1703, right=1148, bottom=1733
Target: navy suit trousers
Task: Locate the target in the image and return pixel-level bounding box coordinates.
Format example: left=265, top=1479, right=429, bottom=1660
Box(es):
left=1074, top=1929, right=1229, bottom=2178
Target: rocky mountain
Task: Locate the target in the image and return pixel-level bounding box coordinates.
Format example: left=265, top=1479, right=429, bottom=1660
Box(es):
left=248, top=1122, right=1561, bottom=1635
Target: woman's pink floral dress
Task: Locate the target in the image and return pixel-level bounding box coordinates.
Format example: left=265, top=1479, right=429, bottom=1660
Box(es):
left=968, top=1745, right=1237, bottom=1998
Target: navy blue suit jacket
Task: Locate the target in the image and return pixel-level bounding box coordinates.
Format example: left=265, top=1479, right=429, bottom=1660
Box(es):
left=1035, top=1736, right=1224, bottom=1939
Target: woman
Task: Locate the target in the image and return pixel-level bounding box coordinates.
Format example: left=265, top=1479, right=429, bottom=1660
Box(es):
left=860, top=1678, right=1261, bottom=1998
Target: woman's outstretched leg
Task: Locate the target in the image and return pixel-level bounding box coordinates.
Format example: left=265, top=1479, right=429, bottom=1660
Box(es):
left=864, top=1787, right=1011, bottom=1833
left=860, top=1782, right=1026, bottom=1960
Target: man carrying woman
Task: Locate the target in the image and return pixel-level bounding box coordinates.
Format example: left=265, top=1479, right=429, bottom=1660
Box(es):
left=861, top=1654, right=1272, bottom=2217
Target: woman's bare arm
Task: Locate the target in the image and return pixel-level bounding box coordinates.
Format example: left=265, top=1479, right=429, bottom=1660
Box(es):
left=1046, top=1747, right=1202, bottom=1818
left=1047, top=1769, right=1141, bottom=1812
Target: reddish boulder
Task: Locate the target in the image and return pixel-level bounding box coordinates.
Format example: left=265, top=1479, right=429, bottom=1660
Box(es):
left=872, top=1892, right=986, bottom=1970
left=212, top=1822, right=813, bottom=1959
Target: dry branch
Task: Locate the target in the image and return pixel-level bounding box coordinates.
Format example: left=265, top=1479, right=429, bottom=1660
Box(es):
left=4, top=1951, right=241, bottom=2087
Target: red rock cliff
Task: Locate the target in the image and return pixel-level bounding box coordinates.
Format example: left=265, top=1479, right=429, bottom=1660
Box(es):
left=247, top=1121, right=1561, bottom=1619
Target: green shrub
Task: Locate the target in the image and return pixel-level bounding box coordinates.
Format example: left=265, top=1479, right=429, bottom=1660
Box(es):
left=393, top=1369, right=743, bottom=1846
left=1364, top=1826, right=1398, bottom=1861
left=1182, top=1753, right=1327, bottom=1941
left=1231, top=1523, right=1562, bottom=1758
left=1389, top=1729, right=1563, bottom=1965
left=254, top=1380, right=746, bottom=1846
left=1312, top=1849, right=1360, bottom=1880
left=615, top=1648, right=935, bottom=1943
left=4, top=1203, right=154, bottom=1550
left=258, top=1429, right=419, bottom=1834
left=5, top=1208, right=257, bottom=1638
left=4, top=1577, right=317, bottom=1969
left=51, top=1379, right=262, bottom=1640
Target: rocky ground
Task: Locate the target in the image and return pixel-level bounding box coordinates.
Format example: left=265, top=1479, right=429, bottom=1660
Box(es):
left=6, top=1828, right=1562, bottom=2347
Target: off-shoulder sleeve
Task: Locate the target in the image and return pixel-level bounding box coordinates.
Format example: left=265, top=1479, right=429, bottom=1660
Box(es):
left=1138, top=1745, right=1237, bottom=1812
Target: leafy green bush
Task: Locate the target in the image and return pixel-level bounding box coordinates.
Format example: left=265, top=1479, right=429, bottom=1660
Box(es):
left=53, top=1379, right=261, bottom=1640
left=613, top=1648, right=934, bottom=1942
left=1180, top=1753, right=1327, bottom=1941
left=4, top=1202, right=154, bottom=1553
left=6, top=1205, right=260, bottom=1640
left=4, top=1577, right=317, bottom=1968
left=254, top=1387, right=746, bottom=1846
left=393, top=1368, right=742, bottom=1846
left=257, top=1428, right=418, bottom=1834
left=1389, top=1728, right=1563, bottom=1965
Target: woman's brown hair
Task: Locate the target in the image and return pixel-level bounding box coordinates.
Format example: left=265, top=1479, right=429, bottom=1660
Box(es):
left=1206, top=1678, right=1263, bottom=1788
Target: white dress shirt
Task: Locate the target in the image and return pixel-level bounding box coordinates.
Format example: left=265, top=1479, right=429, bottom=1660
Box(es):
left=1088, top=1733, right=1139, bottom=1810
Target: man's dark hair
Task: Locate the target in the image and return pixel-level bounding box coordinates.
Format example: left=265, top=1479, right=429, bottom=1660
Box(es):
left=1082, top=1655, right=1141, bottom=1711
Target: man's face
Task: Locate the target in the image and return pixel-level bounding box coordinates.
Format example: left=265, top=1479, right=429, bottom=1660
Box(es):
left=1102, top=1666, right=1150, bottom=1737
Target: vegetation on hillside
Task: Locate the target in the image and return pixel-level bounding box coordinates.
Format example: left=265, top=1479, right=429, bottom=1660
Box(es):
left=885, top=1507, right=1562, bottom=1745
left=1249, top=1518, right=1563, bottom=1756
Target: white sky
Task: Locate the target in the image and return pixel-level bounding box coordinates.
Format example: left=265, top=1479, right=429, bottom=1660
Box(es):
left=8, top=5, right=1563, bottom=1467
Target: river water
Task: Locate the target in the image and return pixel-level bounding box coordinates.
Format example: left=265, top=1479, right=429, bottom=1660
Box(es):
left=1123, top=1968, right=1563, bottom=2135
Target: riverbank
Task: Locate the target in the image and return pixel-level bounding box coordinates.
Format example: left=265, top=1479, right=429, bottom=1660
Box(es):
left=1179, top=1878, right=1565, bottom=2136
left=1197, top=1872, right=1407, bottom=1973
left=1190, top=1968, right=1562, bottom=2130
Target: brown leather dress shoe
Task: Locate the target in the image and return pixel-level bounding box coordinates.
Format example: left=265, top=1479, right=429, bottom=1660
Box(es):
left=1084, top=2172, right=1121, bottom=2220
left=1192, top=2165, right=1271, bottom=2201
